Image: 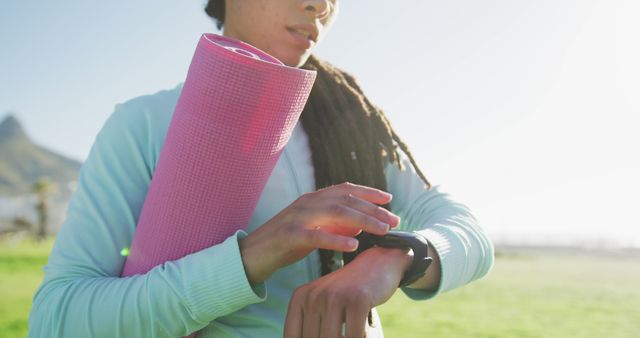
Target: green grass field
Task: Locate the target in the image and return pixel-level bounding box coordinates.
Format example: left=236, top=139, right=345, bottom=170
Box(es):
left=379, top=249, right=640, bottom=337
left=2, top=236, right=639, bottom=337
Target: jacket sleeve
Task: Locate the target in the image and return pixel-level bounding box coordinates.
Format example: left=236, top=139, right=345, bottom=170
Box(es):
left=28, top=105, right=267, bottom=338
left=384, top=145, right=494, bottom=300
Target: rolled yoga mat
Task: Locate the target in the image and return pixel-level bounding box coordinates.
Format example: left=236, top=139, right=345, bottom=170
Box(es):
left=121, top=33, right=316, bottom=317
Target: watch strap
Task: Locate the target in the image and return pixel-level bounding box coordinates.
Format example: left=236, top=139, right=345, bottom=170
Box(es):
left=346, top=231, right=433, bottom=288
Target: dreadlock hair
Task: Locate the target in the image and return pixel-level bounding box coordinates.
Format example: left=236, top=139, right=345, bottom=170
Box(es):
left=203, top=0, right=431, bottom=314
left=204, top=0, right=225, bottom=30
left=297, top=55, right=432, bottom=277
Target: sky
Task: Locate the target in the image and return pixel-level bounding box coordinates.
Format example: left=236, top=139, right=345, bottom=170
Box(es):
left=1, top=0, right=639, bottom=248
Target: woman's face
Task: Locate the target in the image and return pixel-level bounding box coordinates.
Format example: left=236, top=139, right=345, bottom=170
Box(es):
left=223, top=0, right=339, bottom=67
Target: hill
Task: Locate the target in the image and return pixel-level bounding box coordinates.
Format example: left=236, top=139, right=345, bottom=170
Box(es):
left=0, top=114, right=81, bottom=195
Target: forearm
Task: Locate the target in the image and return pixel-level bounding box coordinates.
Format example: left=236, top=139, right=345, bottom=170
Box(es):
left=391, top=186, right=494, bottom=297
left=29, top=231, right=266, bottom=338
left=385, top=144, right=494, bottom=298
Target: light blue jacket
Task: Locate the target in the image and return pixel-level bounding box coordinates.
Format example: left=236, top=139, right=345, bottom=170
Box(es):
left=28, top=83, right=494, bottom=337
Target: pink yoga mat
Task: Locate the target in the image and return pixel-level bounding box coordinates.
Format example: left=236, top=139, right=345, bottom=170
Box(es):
left=120, top=33, right=316, bottom=334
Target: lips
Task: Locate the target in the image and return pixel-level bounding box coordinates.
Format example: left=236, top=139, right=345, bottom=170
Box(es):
left=286, top=23, right=319, bottom=43
left=286, top=27, right=315, bottom=49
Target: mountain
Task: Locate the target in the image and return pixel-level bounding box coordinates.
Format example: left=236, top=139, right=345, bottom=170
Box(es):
left=0, top=113, right=81, bottom=196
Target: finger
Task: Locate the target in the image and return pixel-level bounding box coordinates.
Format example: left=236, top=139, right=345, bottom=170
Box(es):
left=320, top=306, right=344, bottom=338
left=302, top=311, right=321, bottom=338
left=301, top=227, right=359, bottom=252
left=345, top=305, right=368, bottom=338
left=330, top=193, right=401, bottom=227
left=313, top=204, right=390, bottom=236
left=318, top=182, right=393, bottom=205
left=284, top=294, right=303, bottom=338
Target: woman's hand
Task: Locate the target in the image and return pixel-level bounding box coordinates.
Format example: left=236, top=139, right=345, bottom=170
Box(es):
left=283, top=246, right=412, bottom=338
left=238, top=182, right=401, bottom=284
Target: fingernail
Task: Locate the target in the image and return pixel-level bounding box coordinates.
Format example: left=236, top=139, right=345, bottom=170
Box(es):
left=389, top=214, right=401, bottom=226
left=348, top=238, right=359, bottom=249
left=378, top=221, right=390, bottom=232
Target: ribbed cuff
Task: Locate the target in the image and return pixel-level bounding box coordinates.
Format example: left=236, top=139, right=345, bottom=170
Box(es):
left=182, top=230, right=267, bottom=322
left=401, top=226, right=461, bottom=300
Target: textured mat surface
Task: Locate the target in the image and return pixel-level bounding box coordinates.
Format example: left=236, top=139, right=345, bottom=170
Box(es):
left=121, top=33, right=316, bottom=284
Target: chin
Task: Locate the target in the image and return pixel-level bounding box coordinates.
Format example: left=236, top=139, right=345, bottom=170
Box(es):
left=269, top=47, right=309, bottom=68
left=290, top=53, right=313, bottom=68
left=296, top=54, right=312, bottom=68
left=275, top=55, right=303, bottom=68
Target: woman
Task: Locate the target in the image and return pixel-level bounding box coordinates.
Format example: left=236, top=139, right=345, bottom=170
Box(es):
left=28, top=1, right=494, bottom=337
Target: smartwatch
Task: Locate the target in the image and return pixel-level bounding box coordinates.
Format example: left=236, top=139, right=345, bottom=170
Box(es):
left=346, top=231, right=433, bottom=287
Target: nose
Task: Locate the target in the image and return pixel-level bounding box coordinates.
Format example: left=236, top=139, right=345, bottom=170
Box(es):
left=301, top=0, right=331, bottom=19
